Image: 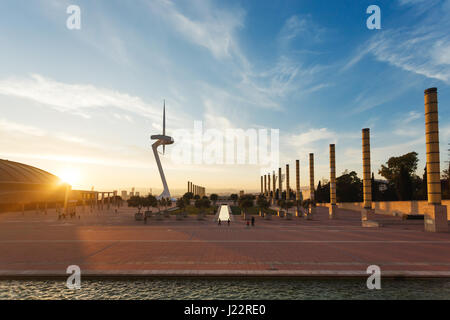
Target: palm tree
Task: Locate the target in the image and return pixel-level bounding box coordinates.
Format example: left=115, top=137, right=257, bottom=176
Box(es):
left=144, top=195, right=157, bottom=212
left=230, top=194, right=238, bottom=205
left=210, top=194, right=218, bottom=206
left=282, top=200, right=294, bottom=217
left=256, top=194, right=269, bottom=216
left=295, top=199, right=303, bottom=217
left=158, top=198, right=166, bottom=213
left=182, top=192, right=194, bottom=206
left=127, top=196, right=143, bottom=213
left=176, top=198, right=185, bottom=211
left=238, top=195, right=254, bottom=219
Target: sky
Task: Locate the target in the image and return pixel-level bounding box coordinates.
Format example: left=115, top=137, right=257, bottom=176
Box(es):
left=0, top=0, right=449, bottom=196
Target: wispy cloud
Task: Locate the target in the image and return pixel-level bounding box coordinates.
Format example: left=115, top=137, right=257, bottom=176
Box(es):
left=0, top=74, right=165, bottom=121
left=0, top=118, right=46, bottom=137
left=278, top=14, right=326, bottom=46
left=345, top=1, right=450, bottom=83
left=147, top=0, right=245, bottom=60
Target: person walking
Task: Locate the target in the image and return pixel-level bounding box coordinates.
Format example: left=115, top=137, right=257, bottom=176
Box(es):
left=227, top=218, right=230, bottom=226
left=251, top=216, right=255, bottom=227
left=218, top=218, right=221, bottom=226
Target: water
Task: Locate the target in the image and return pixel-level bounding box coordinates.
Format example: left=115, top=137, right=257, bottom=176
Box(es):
left=217, top=205, right=230, bottom=221
left=1, top=278, right=449, bottom=299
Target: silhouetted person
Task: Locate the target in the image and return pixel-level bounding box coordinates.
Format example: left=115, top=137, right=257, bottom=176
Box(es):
left=246, top=220, right=250, bottom=228
left=144, top=216, right=147, bottom=224
left=227, top=218, right=230, bottom=226
left=251, top=216, right=255, bottom=227
left=218, top=218, right=221, bottom=225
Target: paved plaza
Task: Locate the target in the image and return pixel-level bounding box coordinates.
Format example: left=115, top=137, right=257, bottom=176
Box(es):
left=1, top=206, right=450, bottom=277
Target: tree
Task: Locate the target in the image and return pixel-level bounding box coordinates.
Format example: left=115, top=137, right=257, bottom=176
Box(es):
left=256, top=194, right=269, bottom=214
left=379, top=152, right=419, bottom=201
left=230, top=194, right=238, bottom=205
left=127, top=196, right=143, bottom=213
left=144, top=195, right=157, bottom=211
left=182, top=192, right=194, bottom=205
left=379, top=152, right=419, bottom=181
left=194, top=198, right=203, bottom=213
left=238, top=194, right=254, bottom=216
left=158, top=198, right=167, bottom=212
left=176, top=198, right=185, bottom=211
left=280, top=199, right=293, bottom=215
left=194, top=194, right=200, bottom=200
left=315, top=180, right=330, bottom=203
left=195, top=198, right=211, bottom=214
left=443, top=163, right=450, bottom=199
left=210, top=194, right=219, bottom=206
left=202, top=198, right=211, bottom=213
left=336, top=170, right=362, bottom=202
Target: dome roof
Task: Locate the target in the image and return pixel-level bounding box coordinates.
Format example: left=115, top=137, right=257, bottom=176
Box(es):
left=0, top=159, right=61, bottom=185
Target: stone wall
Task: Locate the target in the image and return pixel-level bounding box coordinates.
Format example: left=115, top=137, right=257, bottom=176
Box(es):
left=317, top=200, right=450, bottom=220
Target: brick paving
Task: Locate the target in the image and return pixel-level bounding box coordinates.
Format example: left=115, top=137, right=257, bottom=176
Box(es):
left=0, top=206, right=449, bottom=277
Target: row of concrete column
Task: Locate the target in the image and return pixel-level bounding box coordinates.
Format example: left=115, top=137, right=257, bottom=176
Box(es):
left=24, top=189, right=118, bottom=216
left=258, top=87, right=447, bottom=232
left=261, top=154, right=316, bottom=203
left=187, top=181, right=206, bottom=197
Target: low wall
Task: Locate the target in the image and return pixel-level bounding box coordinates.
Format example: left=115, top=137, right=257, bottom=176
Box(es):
left=317, top=200, right=450, bottom=220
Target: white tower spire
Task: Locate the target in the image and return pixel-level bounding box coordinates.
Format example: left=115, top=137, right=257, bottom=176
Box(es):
left=150, top=100, right=174, bottom=199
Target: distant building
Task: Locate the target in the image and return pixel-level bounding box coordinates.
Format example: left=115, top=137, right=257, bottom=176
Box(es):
left=121, top=190, right=128, bottom=200
left=0, top=159, right=96, bottom=212
left=239, top=190, right=244, bottom=197
left=135, top=192, right=140, bottom=197
left=375, top=179, right=389, bottom=192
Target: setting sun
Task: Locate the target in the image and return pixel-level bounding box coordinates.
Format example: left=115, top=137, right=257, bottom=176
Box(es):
left=58, top=167, right=81, bottom=186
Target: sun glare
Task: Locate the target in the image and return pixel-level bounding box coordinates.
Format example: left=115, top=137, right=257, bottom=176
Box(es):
left=58, top=167, right=81, bottom=186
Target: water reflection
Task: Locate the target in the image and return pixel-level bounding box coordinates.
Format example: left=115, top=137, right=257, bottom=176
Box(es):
left=0, top=279, right=449, bottom=300
left=217, top=205, right=230, bottom=221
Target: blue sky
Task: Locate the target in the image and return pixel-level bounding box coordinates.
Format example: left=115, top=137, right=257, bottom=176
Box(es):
left=0, top=0, right=449, bottom=194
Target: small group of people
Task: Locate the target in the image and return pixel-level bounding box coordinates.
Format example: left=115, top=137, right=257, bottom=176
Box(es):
left=217, top=218, right=231, bottom=226
left=246, top=216, right=255, bottom=228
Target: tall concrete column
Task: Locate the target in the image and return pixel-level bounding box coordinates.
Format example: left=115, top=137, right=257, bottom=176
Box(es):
left=308, top=153, right=315, bottom=219
left=295, top=160, right=300, bottom=201
left=268, top=173, right=271, bottom=198
left=309, top=154, right=315, bottom=202
left=272, top=171, right=276, bottom=205
left=278, top=167, right=282, bottom=200
left=329, top=144, right=337, bottom=219
left=264, top=175, right=267, bottom=196
left=424, top=87, right=448, bottom=232
left=361, top=128, right=377, bottom=225
left=260, top=176, right=263, bottom=195
left=286, top=164, right=290, bottom=200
